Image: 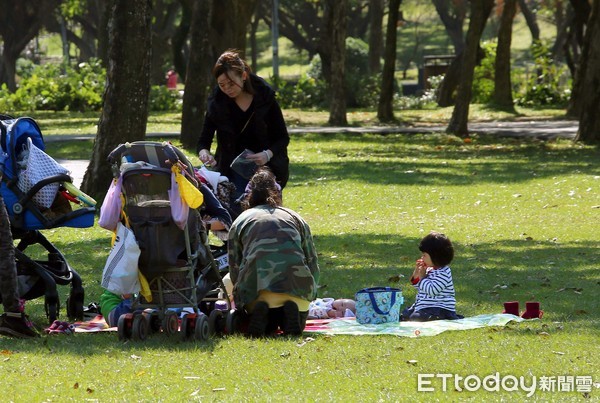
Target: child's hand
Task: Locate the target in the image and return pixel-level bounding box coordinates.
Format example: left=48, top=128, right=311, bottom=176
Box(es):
left=414, top=259, right=427, bottom=279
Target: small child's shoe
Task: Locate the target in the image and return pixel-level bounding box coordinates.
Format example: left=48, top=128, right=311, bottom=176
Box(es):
left=521, top=302, right=543, bottom=319
left=502, top=301, right=520, bottom=316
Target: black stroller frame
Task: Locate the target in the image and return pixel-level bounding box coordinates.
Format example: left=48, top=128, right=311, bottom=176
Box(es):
left=106, top=141, right=231, bottom=341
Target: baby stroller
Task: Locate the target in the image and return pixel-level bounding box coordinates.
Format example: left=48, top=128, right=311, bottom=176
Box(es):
left=105, top=141, right=231, bottom=341
left=0, top=115, right=95, bottom=323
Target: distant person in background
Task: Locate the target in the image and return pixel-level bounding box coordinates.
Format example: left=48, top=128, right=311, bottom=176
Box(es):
left=0, top=193, right=39, bottom=338
left=196, top=49, right=289, bottom=212
left=228, top=168, right=319, bottom=337
left=166, top=69, right=178, bottom=90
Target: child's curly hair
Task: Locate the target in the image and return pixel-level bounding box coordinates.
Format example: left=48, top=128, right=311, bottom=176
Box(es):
left=419, top=232, right=454, bottom=267
left=241, top=167, right=282, bottom=210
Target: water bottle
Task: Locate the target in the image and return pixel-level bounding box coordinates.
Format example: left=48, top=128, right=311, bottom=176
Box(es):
left=214, top=300, right=228, bottom=311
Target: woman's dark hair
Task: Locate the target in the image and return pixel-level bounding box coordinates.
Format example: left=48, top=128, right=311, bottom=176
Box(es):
left=419, top=232, right=454, bottom=267
left=242, top=167, right=282, bottom=210
left=212, top=49, right=254, bottom=94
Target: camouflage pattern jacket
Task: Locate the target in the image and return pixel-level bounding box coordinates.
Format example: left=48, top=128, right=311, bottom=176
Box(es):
left=228, top=205, right=320, bottom=309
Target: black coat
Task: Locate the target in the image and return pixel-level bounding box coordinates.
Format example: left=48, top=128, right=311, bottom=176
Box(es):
left=197, top=74, right=290, bottom=187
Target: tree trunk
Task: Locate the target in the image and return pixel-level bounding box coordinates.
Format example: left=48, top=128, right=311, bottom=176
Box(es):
left=150, top=0, right=180, bottom=85
left=368, top=0, right=384, bottom=74
left=446, top=0, right=494, bottom=136
left=327, top=0, right=348, bottom=126
left=210, top=0, right=257, bottom=58
left=432, top=0, right=466, bottom=55
left=180, top=0, right=212, bottom=149
left=172, top=0, right=193, bottom=80
left=566, top=0, right=592, bottom=118
left=493, top=0, right=517, bottom=109
left=377, top=0, right=402, bottom=122
left=575, top=0, right=600, bottom=143
left=518, top=0, right=540, bottom=41
left=81, top=0, right=153, bottom=202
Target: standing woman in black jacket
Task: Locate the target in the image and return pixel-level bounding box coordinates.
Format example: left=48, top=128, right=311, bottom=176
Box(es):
left=197, top=49, right=290, bottom=210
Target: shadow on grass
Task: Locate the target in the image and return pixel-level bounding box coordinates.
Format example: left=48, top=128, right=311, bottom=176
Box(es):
left=290, top=134, right=599, bottom=187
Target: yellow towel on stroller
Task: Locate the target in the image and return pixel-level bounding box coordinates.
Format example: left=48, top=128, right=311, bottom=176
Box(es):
left=172, top=165, right=203, bottom=209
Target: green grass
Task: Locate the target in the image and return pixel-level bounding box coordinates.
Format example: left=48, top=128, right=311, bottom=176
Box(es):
left=2, top=128, right=599, bottom=401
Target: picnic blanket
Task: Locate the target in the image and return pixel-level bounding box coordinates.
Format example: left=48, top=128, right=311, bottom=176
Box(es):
left=304, top=314, right=526, bottom=337
left=73, top=315, right=114, bottom=332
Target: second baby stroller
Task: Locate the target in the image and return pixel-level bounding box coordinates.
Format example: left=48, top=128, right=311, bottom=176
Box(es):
left=103, top=141, right=231, bottom=341
left=0, top=115, right=95, bottom=323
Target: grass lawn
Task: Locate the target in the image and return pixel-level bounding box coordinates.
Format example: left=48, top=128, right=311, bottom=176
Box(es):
left=1, top=111, right=598, bottom=401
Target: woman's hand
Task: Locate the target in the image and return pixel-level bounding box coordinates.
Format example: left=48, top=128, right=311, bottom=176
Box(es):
left=247, top=150, right=272, bottom=166
left=199, top=149, right=216, bottom=166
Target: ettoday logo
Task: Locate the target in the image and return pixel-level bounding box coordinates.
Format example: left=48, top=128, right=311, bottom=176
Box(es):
left=417, top=373, right=594, bottom=397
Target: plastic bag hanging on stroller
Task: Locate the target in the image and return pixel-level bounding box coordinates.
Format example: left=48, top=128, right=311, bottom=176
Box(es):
left=102, top=141, right=231, bottom=341
left=0, top=115, right=96, bottom=323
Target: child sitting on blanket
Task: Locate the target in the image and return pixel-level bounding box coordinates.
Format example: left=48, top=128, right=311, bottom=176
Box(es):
left=401, top=232, right=463, bottom=322
left=99, top=291, right=133, bottom=327
left=308, top=298, right=356, bottom=319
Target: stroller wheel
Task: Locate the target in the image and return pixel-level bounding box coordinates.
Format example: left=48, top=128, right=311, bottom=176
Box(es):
left=225, top=309, right=242, bottom=335
left=142, top=309, right=161, bottom=333
left=180, top=313, right=196, bottom=340
left=162, top=311, right=179, bottom=336
left=118, top=313, right=134, bottom=341
left=208, top=309, right=224, bottom=336
left=45, top=297, right=60, bottom=325
left=66, top=293, right=84, bottom=321
left=194, top=313, right=209, bottom=341
left=131, top=313, right=149, bottom=341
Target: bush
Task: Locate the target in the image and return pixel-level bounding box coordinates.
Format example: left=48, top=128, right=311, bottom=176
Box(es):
left=514, top=41, right=570, bottom=107
left=0, top=59, right=183, bottom=113
left=0, top=59, right=106, bottom=112
left=148, top=85, right=182, bottom=112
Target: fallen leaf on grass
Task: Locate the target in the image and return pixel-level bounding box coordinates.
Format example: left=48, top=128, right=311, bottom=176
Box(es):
left=73, top=383, right=79, bottom=389
left=552, top=351, right=565, bottom=355
left=407, top=360, right=418, bottom=365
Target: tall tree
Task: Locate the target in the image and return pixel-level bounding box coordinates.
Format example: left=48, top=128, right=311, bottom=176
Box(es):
left=518, top=0, right=540, bottom=42
left=209, top=0, right=258, bottom=58
left=432, top=0, right=467, bottom=55
left=377, top=0, right=402, bottom=122
left=0, top=0, right=60, bottom=91
left=180, top=0, right=212, bottom=149
left=493, top=0, right=517, bottom=109
left=566, top=0, right=592, bottom=117
left=368, top=0, right=384, bottom=74
left=81, top=0, right=153, bottom=201
left=446, top=0, right=495, bottom=136
left=326, top=0, right=348, bottom=126
left=574, top=0, right=600, bottom=143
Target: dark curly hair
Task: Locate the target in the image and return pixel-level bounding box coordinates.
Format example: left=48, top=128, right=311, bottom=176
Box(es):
left=241, top=167, right=282, bottom=210
left=419, top=232, right=454, bottom=267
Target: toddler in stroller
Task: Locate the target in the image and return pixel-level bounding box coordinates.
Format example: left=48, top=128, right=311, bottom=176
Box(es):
left=0, top=115, right=95, bottom=324
left=99, top=141, right=231, bottom=341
